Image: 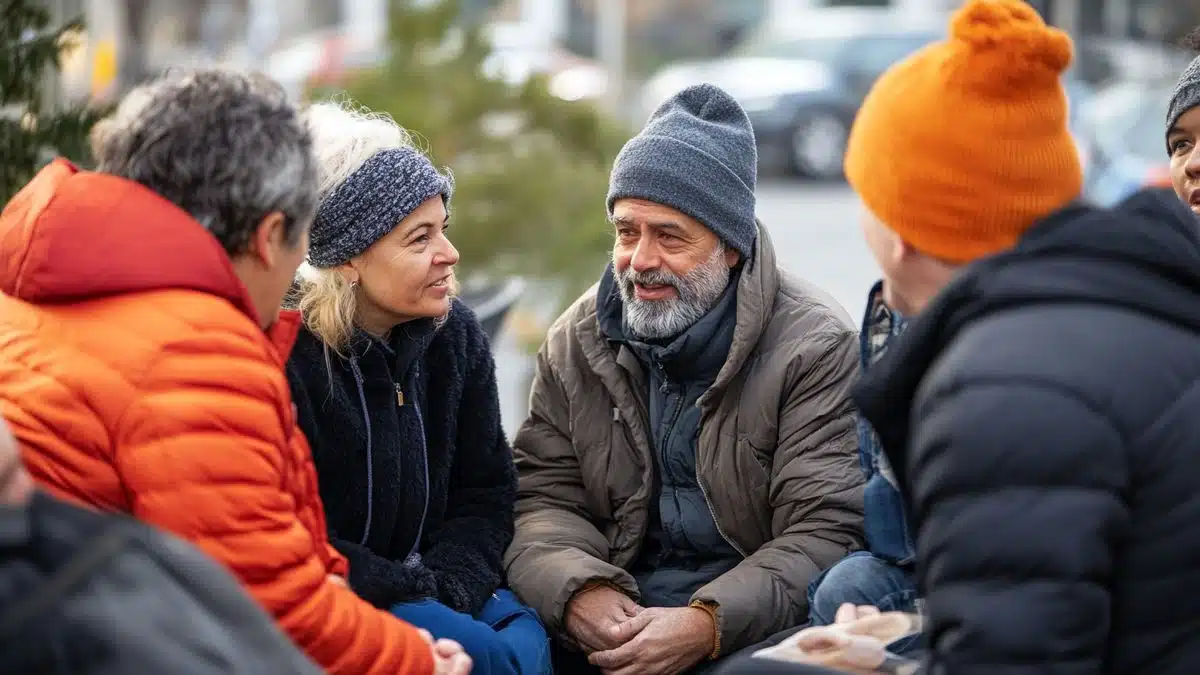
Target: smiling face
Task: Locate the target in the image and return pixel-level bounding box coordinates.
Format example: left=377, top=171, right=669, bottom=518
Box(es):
left=611, top=198, right=739, bottom=340
left=1168, top=106, right=1200, bottom=215
left=342, top=196, right=459, bottom=335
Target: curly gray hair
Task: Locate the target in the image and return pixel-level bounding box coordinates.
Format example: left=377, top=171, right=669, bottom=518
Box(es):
left=89, top=68, right=317, bottom=255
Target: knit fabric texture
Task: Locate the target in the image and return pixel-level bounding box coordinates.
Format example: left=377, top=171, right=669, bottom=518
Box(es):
left=1167, top=55, right=1200, bottom=151
left=308, top=147, right=453, bottom=268
left=607, top=83, right=758, bottom=259
left=844, top=0, right=1082, bottom=264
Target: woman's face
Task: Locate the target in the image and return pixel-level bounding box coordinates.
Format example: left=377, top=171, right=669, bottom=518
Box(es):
left=1168, top=106, right=1200, bottom=215
left=347, top=196, right=459, bottom=333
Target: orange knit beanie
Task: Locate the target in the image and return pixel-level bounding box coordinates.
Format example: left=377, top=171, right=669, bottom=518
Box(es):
left=844, top=0, right=1082, bottom=264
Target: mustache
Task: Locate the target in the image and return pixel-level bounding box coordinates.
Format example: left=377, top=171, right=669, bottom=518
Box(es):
left=619, top=267, right=683, bottom=291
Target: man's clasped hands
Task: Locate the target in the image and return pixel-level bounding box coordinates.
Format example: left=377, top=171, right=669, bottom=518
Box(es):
left=565, top=584, right=717, bottom=675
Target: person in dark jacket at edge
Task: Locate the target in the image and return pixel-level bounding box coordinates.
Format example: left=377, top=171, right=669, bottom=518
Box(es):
left=719, top=0, right=1200, bottom=673
left=0, top=418, right=324, bottom=674
left=284, top=101, right=548, bottom=675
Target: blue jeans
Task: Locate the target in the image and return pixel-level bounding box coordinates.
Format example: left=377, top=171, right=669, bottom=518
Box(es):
left=807, top=552, right=922, bottom=654
left=391, top=589, right=551, bottom=675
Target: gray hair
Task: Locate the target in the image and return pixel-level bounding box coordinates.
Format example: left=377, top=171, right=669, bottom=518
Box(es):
left=89, top=68, right=317, bottom=255
left=304, top=99, right=418, bottom=203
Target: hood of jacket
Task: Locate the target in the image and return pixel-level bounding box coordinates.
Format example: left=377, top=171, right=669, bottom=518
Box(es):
left=855, top=189, right=1200, bottom=489
left=0, top=159, right=261, bottom=323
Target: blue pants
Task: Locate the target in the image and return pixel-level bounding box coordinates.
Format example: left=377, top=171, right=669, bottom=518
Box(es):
left=391, top=589, right=551, bottom=675
left=807, top=551, right=922, bottom=654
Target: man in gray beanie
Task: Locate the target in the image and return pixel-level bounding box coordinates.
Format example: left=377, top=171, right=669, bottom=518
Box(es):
left=506, top=83, right=865, bottom=673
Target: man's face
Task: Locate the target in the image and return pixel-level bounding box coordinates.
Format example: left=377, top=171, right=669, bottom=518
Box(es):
left=860, top=207, right=916, bottom=316
left=611, top=198, right=739, bottom=340
left=0, top=420, right=32, bottom=506
left=233, top=211, right=310, bottom=329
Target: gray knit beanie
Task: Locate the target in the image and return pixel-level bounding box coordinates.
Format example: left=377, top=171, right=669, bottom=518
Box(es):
left=1167, top=56, right=1200, bottom=153
left=607, top=83, right=758, bottom=259
left=307, top=147, right=453, bottom=268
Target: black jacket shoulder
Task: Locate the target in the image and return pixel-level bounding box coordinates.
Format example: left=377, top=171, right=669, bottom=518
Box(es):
left=858, top=191, right=1200, bottom=673
left=2, top=494, right=320, bottom=675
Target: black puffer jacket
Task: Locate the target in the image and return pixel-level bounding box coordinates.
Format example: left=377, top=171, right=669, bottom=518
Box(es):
left=856, top=189, right=1200, bottom=674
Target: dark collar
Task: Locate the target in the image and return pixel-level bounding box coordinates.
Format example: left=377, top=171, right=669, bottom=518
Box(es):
left=597, top=265, right=738, bottom=381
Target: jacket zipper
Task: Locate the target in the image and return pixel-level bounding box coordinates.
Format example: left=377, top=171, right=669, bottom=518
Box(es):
left=348, top=358, right=375, bottom=546
left=659, top=364, right=744, bottom=557
left=659, top=367, right=686, bottom=480
left=697, top=461, right=746, bottom=557
left=693, top=394, right=746, bottom=558
left=402, top=363, right=431, bottom=564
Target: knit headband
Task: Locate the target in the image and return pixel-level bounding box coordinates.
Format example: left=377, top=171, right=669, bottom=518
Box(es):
left=1167, top=56, right=1200, bottom=153
left=307, top=147, right=454, bottom=268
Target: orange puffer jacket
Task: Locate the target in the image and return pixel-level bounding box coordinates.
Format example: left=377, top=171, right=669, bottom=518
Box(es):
left=0, top=160, right=434, bottom=675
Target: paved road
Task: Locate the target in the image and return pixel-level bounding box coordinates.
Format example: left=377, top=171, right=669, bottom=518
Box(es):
left=494, top=180, right=874, bottom=434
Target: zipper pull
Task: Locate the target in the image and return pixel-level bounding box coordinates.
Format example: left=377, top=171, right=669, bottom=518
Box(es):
left=395, top=382, right=405, bottom=407
left=613, top=407, right=620, bottom=422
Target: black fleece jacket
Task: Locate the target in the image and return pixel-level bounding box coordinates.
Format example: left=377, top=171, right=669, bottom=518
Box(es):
left=287, top=300, right=516, bottom=615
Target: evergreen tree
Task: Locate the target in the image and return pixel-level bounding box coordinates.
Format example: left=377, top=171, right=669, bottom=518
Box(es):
left=319, top=0, right=631, bottom=299
left=1, top=0, right=101, bottom=203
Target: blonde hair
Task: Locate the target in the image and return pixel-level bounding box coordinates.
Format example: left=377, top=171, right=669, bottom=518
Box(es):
left=293, top=98, right=425, bottom=353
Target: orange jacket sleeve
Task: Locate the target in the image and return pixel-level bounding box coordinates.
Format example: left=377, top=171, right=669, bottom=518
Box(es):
left=114, top=335, right=434, bottom=675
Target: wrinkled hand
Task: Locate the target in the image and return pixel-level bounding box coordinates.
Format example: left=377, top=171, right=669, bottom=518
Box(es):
left=588, top=606, right=715, bottom=675
left=564, top=585, right=643, bottom=653
left=418, top=629, right=473, bottom=675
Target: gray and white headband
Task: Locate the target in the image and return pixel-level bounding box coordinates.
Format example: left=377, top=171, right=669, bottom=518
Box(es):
left=307, top=146, right=453, bottom=268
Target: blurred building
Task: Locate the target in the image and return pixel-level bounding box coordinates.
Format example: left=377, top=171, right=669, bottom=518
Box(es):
left=62, top=0, right=1200, bottom=107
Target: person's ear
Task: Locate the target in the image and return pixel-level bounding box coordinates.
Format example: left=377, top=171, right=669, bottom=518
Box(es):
left=893, top=236, right=916, bottom=266
left=335, top=260, right=360, bottom=285
left=725, top=247, right=740, bottom=268
left=248, top=211, right=288, bottom=268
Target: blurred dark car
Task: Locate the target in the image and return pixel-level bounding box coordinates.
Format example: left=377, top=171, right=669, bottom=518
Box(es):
left=638, top=7, right=1093, bottom=181
left=1076, top=80, right=1174, bottom=207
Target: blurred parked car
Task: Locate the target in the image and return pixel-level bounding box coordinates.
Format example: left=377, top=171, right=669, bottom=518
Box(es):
left=458, top=277, right=526, bottom=342
left=1073, top=38, right=1193, bottom=89
left=639, top=6, right=1094, bottom=180
left=1075, top=80, right=1173, bottom=207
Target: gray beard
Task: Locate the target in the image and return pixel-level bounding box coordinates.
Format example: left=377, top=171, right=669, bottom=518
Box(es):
left=616, top=246, right=731, bottom=340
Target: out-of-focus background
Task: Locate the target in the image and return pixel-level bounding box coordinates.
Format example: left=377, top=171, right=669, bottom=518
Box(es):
left=30, top=0, right=1200, bottom=431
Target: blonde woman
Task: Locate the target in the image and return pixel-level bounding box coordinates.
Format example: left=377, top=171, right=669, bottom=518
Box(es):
left=284, top=102, right=549, bottom=675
